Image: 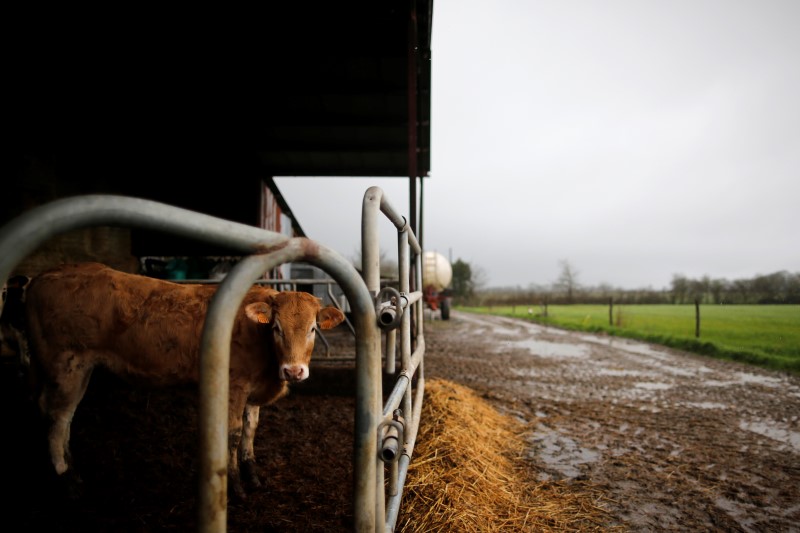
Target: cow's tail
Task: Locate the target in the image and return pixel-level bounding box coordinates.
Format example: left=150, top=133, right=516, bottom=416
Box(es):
left=1, top=275, right=37, bottom=402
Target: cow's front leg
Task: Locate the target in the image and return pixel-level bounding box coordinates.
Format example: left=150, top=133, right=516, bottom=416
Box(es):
left=239, top=404, right=262, bottom=490
left=227, top=390, right=248, bottom=501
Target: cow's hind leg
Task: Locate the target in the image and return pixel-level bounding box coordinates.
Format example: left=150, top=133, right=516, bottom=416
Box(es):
left=38, top=357, right=93, bottom=498
left=240, top=404, right=262, bottom=489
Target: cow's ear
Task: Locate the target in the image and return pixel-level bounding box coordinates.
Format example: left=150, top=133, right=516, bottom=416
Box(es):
left=245, top=302, right=273, bottom=324
left=317, top=307, right=345, bottom=330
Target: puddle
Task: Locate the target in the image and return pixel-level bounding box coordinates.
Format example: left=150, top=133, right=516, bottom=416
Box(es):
left=735, top=372, right=784, bottom=387
left=490, top=325, right=522, bottom=337
left=597, top=369, right=651, bottom=377
left=715, top=497, right=759, bottom=531
left=527, top=424, right=599, bottom=480
left=739, top=419, right=800, bottom=452
left=507, top=338, right=589, bottom=358
left=574, top=334, right=713, bottom=378
left=704, top=372, right=786, bottom=388
left=679, top=401, right=729, bottom=410
left=634, top=382, right=672, bottom=391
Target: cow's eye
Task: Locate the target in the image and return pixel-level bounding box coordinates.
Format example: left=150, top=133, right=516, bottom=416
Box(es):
left=308, top=325, right=316, bottom=337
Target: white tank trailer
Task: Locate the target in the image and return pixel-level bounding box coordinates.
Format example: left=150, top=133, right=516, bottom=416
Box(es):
left=421, top=251, right=453, bottom=319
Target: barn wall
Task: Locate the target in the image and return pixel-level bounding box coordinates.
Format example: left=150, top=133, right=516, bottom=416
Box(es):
left=4, top=146, right=287, bottom=277
left=5, top=149, right=140, bottom=277
left=14, top=228, right=140, bottom=278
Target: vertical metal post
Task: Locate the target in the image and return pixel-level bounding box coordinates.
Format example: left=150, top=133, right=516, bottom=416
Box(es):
left=385, top=329, right=397, bottom=374
left=361, top=188, right=384, bottom=531
left=407, top=0, right=419, bottom=240
left=397, top=229, right=413, bottom=449
left=418, top=175, right=424, bottom=250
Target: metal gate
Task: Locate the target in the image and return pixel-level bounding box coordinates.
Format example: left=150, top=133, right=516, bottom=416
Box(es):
left=0, top=187, right=425, bottom=533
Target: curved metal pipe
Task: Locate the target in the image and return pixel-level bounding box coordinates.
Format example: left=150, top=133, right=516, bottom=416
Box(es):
left=199, top=237, right=377, bottom=532
left=375, top=286, right=406, bottom=331
left=0, top=194, right=287, bottom=293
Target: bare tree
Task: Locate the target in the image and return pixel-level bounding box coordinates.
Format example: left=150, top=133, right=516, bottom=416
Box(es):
left=350, top=248, right=398, bottom=279
left=671, top=274, right=690, bottom=304
left=555, top=259, right=580, bottom=303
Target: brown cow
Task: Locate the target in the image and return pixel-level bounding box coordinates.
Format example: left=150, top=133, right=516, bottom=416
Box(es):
left=23, top=262, right=345, bottom=499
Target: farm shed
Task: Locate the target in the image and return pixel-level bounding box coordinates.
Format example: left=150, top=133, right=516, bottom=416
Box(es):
left=5, top=1, right=433, bottom=276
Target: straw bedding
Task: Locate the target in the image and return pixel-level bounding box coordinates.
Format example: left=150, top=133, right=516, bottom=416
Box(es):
left=398, top=378, right=619, bottom=532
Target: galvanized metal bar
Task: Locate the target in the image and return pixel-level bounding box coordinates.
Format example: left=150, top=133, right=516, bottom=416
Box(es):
left=184, top=277, right=336, bottom=357
left=362, top=189, right=383, bottom=296
left=0, top=195, right=289, bottom=311
left=362, top=187, right=387, bottom=531
left=384, top=371, right=425, bottom=532
left=383, top=241, right=425, bottom=532
left=363, top=186, right=423, bottom=532
left=174, top=278, right=341, bottom=285
left=385, top=329, right=397, bottom=374
left=388, top=460, right=399, bottom=497
left=399, top=237, right=414, bottom=478
left=199, top=236, right=378, bottom=533
left=199, top=254, right=277, bottom=533
left=382, top=373, right=412, bottom=419
left=290, top=240, right=382, bottom=533
left=403, top=291, right=423, bottom=306
left=414, top=251, right=424, bottom=334
left=397, top=225, right=412, bottom=421
left=363, top=186, right=421, bottom=254
left=199, top=238, right=376, bottom=532
left=382, top=341, right=425, bottom=417
left=361, top=185, right=427, bottom=533
left=408, top=373, right=426, bottom=451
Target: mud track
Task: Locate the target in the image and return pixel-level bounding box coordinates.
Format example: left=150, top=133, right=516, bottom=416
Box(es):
left=423, top=311, right=800, bottom=531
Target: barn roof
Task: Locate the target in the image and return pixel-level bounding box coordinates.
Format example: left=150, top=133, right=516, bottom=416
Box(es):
left=7, top=2, right=433, bottom=256
left=258, top=2, right=433, bottom=178
left=10, top=2, right=432, bottom=180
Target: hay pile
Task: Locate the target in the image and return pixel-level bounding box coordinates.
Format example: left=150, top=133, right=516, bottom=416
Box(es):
left=397, top=379, right=621, bottom=532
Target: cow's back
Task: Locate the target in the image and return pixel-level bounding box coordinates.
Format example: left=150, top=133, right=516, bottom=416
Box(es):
left=25, top=262, right=250, bottom=385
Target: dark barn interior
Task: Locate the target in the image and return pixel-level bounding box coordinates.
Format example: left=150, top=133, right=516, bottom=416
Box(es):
left=3, top=2, right=433, bottom=531
left=6, top=1, right=431, bottom=259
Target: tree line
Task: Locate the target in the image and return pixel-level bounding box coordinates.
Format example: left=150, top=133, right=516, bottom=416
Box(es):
left=668, top=271, right=800, bottom=304
left=448, top=259, right=800, bottom=306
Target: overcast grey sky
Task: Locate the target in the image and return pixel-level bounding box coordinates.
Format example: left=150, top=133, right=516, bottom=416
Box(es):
left=275, top=0, right=800, bottom=290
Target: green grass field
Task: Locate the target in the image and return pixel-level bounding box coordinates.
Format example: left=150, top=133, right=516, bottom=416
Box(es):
left=458, top=304, right=800, bottom=373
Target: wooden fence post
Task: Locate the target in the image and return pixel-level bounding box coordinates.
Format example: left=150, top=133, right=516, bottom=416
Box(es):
left=608, top=297, right=613, bottom=326
left=695, top=299, right=700, bottom=338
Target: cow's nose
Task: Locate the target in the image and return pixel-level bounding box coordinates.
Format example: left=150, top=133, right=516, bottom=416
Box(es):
left=281, top=364, right=308, bottom=382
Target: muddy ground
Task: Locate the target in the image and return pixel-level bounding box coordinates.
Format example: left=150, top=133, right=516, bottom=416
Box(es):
left=424, top=311, right=800, bottom=532
left=1, top=309, right=799, bottom=531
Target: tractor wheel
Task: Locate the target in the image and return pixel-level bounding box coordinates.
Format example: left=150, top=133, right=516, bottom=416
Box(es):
left=440, top=298, right=450, bottom=320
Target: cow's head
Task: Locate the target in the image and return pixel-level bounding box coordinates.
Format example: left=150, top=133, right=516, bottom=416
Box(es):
left=245, top=291, right=345, bottom=382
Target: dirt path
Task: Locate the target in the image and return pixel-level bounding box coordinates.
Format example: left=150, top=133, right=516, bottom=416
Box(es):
left=423, top=311, right=800, bottom=532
